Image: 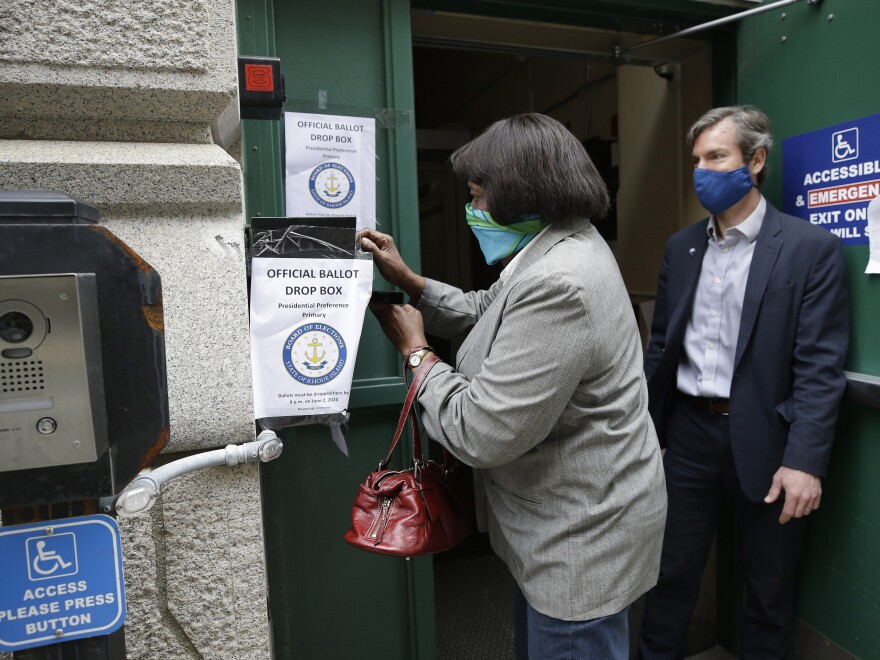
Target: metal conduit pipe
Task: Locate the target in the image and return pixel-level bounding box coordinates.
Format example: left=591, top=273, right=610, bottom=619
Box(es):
left=105, top=430, right=283, bottom=517
left=619, top=0, right=822, bottom=56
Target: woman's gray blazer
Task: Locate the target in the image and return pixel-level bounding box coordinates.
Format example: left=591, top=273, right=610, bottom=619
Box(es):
left=417, top=218, right=667, bottom=621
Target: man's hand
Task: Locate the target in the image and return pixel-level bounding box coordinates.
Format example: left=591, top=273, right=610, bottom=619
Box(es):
left=764, top=466, right=822, bottom=524
left=358, top=229, right=425, bottom=300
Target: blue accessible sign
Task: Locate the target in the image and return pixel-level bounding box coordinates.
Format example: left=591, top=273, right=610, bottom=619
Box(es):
left=0, top=514, right=126, bottom=652
left=783, top=112, right=880, bottom=246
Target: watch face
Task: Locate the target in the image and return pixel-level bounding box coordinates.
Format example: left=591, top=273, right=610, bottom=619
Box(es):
left=408, top=353, right=421, bottom=367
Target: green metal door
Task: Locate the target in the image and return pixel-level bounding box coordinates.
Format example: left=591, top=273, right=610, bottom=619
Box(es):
left=237, top=1, right=432, bottom=658
left=734, top=1, right=880, bottom=656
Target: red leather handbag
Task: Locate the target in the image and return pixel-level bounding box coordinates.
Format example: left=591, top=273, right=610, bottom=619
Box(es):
left=344, top=356, right=471, bottom=556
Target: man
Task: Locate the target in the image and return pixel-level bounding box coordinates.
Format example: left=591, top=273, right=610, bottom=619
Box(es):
left=637, top=106, right=849, bottom=659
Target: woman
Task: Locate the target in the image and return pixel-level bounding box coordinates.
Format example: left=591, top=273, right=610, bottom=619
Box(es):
left=360, top=113, right=666, bottom=659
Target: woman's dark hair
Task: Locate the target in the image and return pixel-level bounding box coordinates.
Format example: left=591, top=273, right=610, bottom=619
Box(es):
left=450, top=113, right=610, bottom=226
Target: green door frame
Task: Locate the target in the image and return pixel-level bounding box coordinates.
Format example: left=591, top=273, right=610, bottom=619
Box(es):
left=237, top=2, right=433, bottom=658
left=411, top=0, right=740, bottom=34
left=237, top=0, right=285, bottom=222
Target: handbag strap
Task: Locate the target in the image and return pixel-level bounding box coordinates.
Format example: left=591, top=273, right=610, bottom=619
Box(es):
left=379, top=355, right=441, bottom=468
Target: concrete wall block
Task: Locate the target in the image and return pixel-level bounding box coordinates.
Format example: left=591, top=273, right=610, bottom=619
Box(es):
left=118, top=463, right=270, bottom=660
left=118, top=512, right=196, bottom=659
left=0, top=83, right=236, bottom=126
left=0, top=140, right=241, bottom=206
left=0, top=118, right=213, bottom=144
left=0, top=0, right=239, bottom=126
left=1, top=0, right=209, bottom=72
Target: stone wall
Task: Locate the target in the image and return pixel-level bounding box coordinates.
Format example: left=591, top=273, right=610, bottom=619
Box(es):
left=0, top=1, right=270, bottom=658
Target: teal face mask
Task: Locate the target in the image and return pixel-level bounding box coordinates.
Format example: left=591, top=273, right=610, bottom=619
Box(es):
left=465, top=203, right=544, bottom=265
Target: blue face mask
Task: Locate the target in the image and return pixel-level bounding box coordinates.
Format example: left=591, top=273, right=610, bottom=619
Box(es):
left=465, top=204, right=544, bottom=265
left=693, top=166, right=754, bottom=214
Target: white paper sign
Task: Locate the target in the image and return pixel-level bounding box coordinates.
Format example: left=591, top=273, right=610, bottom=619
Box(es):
left=284, top=112, right=376, bottom=230
left=866, top=196, right=880, bottom=274
left=249, top=257, right=373, bottom=419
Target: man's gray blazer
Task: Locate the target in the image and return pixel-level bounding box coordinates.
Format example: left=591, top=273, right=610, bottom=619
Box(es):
left=416, top=218, right=667, bottom=621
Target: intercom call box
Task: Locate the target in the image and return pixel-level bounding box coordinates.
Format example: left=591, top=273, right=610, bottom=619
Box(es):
left=0, top=273, right=108, bottom=473
left=0, top=190, right=168, bottom=509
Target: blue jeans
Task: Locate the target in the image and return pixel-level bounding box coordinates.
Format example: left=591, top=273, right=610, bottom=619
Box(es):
left=514, top=586, right=630, bottom=660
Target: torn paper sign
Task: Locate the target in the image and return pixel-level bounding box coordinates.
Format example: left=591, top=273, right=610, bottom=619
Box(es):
left=248, top=218, right=373, bottom=449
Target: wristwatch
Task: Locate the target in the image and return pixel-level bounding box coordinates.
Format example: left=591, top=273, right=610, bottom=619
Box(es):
left=407, top=346, right=433, bottom=368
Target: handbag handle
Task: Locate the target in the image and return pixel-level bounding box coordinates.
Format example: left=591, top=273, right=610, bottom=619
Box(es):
left=379, top=355, right=441, bottom=469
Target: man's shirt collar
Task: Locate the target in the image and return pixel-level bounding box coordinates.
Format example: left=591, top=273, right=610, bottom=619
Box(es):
left=707, top=195, right=766, bottom=243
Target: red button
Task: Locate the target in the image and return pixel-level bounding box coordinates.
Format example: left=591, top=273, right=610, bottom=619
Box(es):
left=245, top=64, right=274, bottom=92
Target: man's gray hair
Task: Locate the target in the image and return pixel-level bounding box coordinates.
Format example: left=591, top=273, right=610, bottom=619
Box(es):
left=687, top=106, right=773, bottom=186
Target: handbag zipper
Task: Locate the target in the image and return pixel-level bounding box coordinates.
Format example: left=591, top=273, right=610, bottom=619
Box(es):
left=368, top=497, right=393, bottom=545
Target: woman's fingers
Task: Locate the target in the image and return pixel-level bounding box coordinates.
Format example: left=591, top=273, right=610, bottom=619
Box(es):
left=357, top=228, right=425, bottom=299
left=369, top=304, right=427, bottom=355
left=357, top=229, right=393, bottom=252
left=358, top=230, right=395, bottom=263
left=357, top=229, right=415, bottom=290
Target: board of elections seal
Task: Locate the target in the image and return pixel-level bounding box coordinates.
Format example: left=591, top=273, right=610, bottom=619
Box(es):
left=309, top=162, right=356, bottom=209
left=283, top=323, right=348, bottom=385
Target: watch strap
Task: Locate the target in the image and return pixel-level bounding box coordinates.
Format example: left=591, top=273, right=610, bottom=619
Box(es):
left=406, top=344, right=433, bottom=358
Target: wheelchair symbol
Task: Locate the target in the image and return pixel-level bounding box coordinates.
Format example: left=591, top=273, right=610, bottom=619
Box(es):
left=832, top=128, right=858, bottom=163
left=26, top=533, right=78, bottom=581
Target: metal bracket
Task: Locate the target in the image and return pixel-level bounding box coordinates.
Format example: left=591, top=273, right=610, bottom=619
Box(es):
left=620, top=0, right=814, bottom=56
left=844, top=371, right=880, bottom=411
left=653, top=65, right=674, bottom=82
left=101, top=430, right=283, bottom=517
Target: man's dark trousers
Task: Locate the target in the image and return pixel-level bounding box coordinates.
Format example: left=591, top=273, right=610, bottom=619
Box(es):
left=637, top=398, right=808, bottom=660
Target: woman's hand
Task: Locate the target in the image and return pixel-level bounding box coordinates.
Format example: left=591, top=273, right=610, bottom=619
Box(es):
left=358, top=229, right=426, bottom=301
left=370, top=303, right=428, bottom=357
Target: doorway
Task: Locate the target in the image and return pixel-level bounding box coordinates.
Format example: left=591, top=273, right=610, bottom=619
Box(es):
left=409, top=9, right=716, bottom=659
